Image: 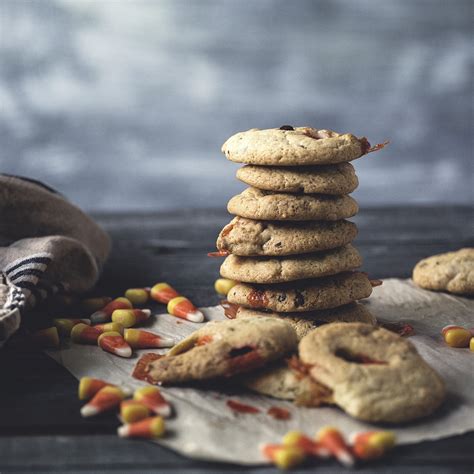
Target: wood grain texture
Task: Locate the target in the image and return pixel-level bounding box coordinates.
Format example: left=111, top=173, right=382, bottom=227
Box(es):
left=0, top=206, right=473, bottom=473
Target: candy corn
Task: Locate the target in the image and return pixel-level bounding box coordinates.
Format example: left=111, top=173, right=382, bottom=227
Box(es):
left=120, top=400, right=150, bottom=423
left=112, top=309, right=151, bottom=328
left=124, top=288, right=149, bottom=305
left=133, top=386, right=172, bottom=418
left=351, top=431, right=396, bottom=460
left=261, top=443, right=306, bottom=470
left=80, top=385, right=126, bottom=417
left=71, top=323, right=101, bottom=344
left=470, top=337, right=474, bottom=352
left=117, top=416, right=165, bottom=439
left=282, top=430, right=330, bottom=458
left=94, top=322, right=124, bottom=335
left=98, top=331, right=132, bottom=358
left=81, top=296, right=112, bottom=313
left=78, top=377, right=113, bottom=400
left=53, top=318, right=91, bottom=337
left=124, top=328, right=174, bottom=349
left=150, top=282, right=179, bottom=304
left=167, top=296, right=204, bottom=323
left=316, top=426, right=354, bottom=467
left=214, top=278, right=237, bottom=296
left=441, top=325, right=471, bottom=348
left=34, top=327, right=61, bottom=348
left=90, top=297, right=132, bottom=324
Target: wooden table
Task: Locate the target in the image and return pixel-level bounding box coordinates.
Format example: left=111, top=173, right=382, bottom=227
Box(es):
left=1, top=207, right=473, bottom=473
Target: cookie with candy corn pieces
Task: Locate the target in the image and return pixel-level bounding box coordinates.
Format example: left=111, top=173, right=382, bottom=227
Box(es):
left=299, top=323, right=446, bottom=422
left=236, top=303, right=376, bottom=341
left=242, top=361, right=332, bottom=406
left=222, top=126, right=373, bottom=166
left=133, top=317, right=297, bottom=384
left=227, top=272, right=373, bottom=312
left=228, top=187, right=358, bottom=221
left=220, top=244, right=362, bottom=283
left=216, top=217, right=357, bottom=257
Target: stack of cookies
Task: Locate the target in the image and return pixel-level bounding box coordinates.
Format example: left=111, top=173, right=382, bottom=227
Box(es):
left=214, top=126, right=381, bottom=333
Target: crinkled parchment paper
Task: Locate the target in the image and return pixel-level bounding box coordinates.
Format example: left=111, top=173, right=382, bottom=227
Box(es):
left=46, top=279, right=474, bottom=465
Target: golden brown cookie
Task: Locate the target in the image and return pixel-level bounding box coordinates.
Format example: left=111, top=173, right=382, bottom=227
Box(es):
left=227, top=272, right=373, bottom=312
left=236, top=303, right=376, bottom=340
left=228, top=187, right=358, bottom=221
left=220, top=245, right=362, bottom=283
left=236, top=163, right=358, bottom=194
left=413, top=248, right=474, bottom=295
left=299, top=323, right=446, bottom=422
left=216, top=217, right=357, bottom=256
left=222, top=127, right=370, bottom=166
left=134, top=317, right=297, bottom=384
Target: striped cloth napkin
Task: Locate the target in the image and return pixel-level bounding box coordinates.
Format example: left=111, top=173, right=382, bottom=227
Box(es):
left=0, top=174, right=110, bottom=346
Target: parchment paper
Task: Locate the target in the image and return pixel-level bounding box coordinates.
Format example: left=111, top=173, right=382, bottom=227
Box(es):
left=46, top=279, right=474, bottom=465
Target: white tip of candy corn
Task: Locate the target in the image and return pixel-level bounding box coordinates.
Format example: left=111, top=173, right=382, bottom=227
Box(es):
left=337, top=451, right=355, bottom=467
left=154, top=404, right=172, bottom=418
left=90, top=311, right=108, bottom=324
left=80, top=405, right=99, bottom=418
left=142, top=309, right=151, bottom=316
left=186, top=311, right=204, bottom=323
left=159, top=337, right=175, bottom=348
left=115, top=346, right=132, bottom=358
left=117, top=425, right=130, bottom=438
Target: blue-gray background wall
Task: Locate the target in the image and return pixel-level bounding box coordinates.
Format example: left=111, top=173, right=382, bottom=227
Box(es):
left=1, top=0, right=472, bottom=211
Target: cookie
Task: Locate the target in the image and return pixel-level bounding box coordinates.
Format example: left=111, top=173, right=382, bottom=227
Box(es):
left=228, top=187, right=358, bottom=221
left=222, top=127, right=370, bottom=166
left=299, top=323, right=446, bottom=422
left=236, top=163, right=358, bottom=195
left=216, top=217, right=358, bottom=256
left=236, top=303, right=376, bottom=340
left=220, top=244, right=362, bottom=284
left=413, top=248, right=474, bottom=295
left=134, top=317, right=297, bottom=384
left=242, top=362, right=331, bottom=405
left=227, top=272, right=373, bottom=312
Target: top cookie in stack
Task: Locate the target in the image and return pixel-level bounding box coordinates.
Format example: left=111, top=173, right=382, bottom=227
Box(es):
left=215, top=125, right=381, bottom=331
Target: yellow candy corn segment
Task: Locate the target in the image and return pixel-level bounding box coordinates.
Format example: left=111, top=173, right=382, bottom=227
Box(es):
left=112, top=309, right=135, bottom=328
left=125, top=288, right=149, bottom=305
left=120, top=400, right=150, bottom=423
left=214, top=278, right=237, bottom=296
left=273, top=446, right=305, bottom=470
left=167, top=296, right=187, bottom=314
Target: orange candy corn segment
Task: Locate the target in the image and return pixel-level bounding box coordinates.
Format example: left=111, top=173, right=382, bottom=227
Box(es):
left=81, top=296, right=112, bottom=313
left=150, top=282, right=180, bottom=304
left=124, top=288, right=149, bottom=305
left=78, top=377, right=113, bottom=400
left=167, top=296, right=204, bottom=323
left=316, top=426, right=354, bottom=467
left=351, top=431, right=396, bottom=460
left=124, top=328, right=174, bottom=349
left=53, top=318, right=91, bottom=337
left=117, top=416, right=165, bottom=439
left=94, top=322, right=125, bottom=335
left=282, top=431, right=330, bottom=458
left=134, top=386, right=172, bottom=418
left=112, top=309, right=151, bottom=328
left=98, top=331, right=132, bottom=358
left=120, top=400, right=150, bottom=424
left=80, top=386, right=126, bottom=418
left=261, top=443, right=306, bottom=469
left=90, top=297, right=132, bottom=324
left=71, top=323, right=101, bottom=344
